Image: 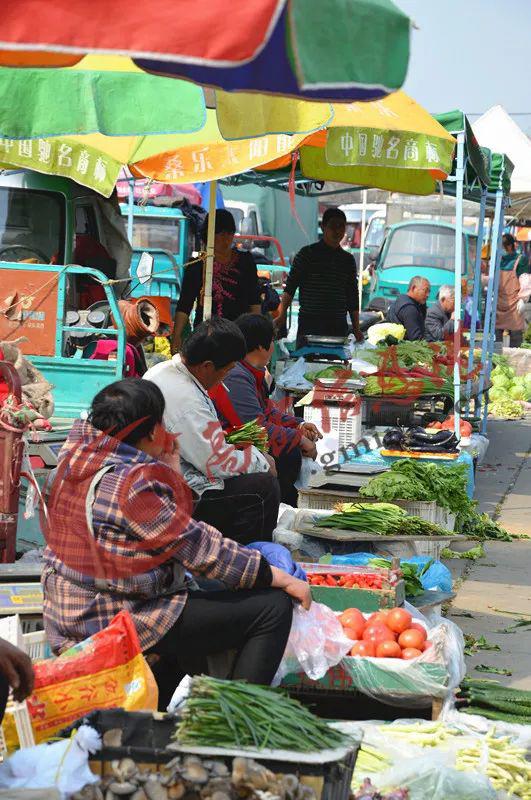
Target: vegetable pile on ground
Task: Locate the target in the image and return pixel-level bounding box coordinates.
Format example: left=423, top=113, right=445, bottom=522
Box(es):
left=458, top=678, right=531, bottom=725
left=489, top=355, right=531, bottom=418
left=225, top=419, right=269, bottom=452
left=352, top=779, right=409, bottom=800
left=316, top=502, right=451, bottom=537
left=382, top=425, right=459, bottom=453
left=339, top=606, right=431, bottom=660
left=359, top=459, right=512, bottom=541
left=174, top=676, right=348, bottom=752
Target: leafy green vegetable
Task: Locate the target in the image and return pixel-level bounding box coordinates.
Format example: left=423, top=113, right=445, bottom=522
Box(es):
left=475, top=665, right=512, bottom=676
left=304, top=365, right=358, bottom=383
left=368, top=556, right=429, bottom=597
left=464, top=634, right=501, bottom=656
left=225, top=419, right=269, bottom=452
left=441, top=544, right=485, bottom=560
left=317, top=502, right=451, bottom=537
left=363, top=340, right=436, bottom=369
left=489, top=397, right=525, bottom=419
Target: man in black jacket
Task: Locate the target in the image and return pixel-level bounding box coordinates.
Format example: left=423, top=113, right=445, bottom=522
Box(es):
left=425, top=284, right=455, bottom=342
left=387, top=276, right=431, bottom=340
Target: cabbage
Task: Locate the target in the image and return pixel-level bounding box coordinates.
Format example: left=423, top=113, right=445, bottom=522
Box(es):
left=491, top=374, right=511, bottom=388
left=367, top=323, right=406, bottom=346
left=488, top=388, right=505, bottom=402
left=509, top=385, right=526, bottom=401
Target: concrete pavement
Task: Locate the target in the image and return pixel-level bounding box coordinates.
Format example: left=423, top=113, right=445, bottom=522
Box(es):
left=445, top=415, right=531, bottom=689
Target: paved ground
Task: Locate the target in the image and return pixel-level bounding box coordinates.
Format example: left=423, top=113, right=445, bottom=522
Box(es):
left=445, top=416, right=531, bottom=689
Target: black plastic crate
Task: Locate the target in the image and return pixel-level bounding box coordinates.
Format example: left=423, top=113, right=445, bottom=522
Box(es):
left=62, top=708, right=359, bottom=800
left=363, top=393, right=454, bottom=428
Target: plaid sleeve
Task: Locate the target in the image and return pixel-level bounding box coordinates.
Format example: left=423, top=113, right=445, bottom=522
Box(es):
left=124, top=473, right=261, bottom=588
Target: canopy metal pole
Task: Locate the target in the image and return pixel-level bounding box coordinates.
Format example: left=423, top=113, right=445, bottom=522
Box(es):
left=203, top=180, right=218, bottom=320
left=481, top=193, right=506, bottom=434
left=465, top=187, right=487, bottom=414
left=453, top=132, right=465, bottom=437
left=477, top=188, right=503, bottom=428
left=358, top=189, right=368, bottom=312
left=127, top=178, right=135, bottom=245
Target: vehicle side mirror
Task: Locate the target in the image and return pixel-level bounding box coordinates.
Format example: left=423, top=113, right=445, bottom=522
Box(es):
left=137, top=251, right=154, bottom=284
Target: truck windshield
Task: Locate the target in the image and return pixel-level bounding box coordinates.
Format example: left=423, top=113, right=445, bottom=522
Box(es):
left=383, top=224, right=466, bottom=272
left=365, top=216, right=385, bottom=249
left=131, top=216, right=182, bottom=252
left=0, top=187, right=65, bottom=263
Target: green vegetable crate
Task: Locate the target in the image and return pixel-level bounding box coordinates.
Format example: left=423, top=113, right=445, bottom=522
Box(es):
left=300, top=563, right=405, bottom=612
left=282, top=660, right=448, bottom=699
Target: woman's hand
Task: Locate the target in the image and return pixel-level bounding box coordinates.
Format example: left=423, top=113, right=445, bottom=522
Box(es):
left=270, top=566, right=312, bottom=610
left=298, top=421, right=322, bottom=442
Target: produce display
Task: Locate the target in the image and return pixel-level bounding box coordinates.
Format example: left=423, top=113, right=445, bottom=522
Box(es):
left=338, top=607, right=431, bottom=660
left=352, top=778, right=408, bottom=799
left=225, top=419, right=269, bottom=452
left=458, top=678, right=531, bottom=725
left=382, top=426, right=459, bottom=454
left=488, top=356, right=531, bottom=418
left=366, top=323, right=406, bottom=347
left=352, top=720, right=531, bottom=800
left=368, top=557, right=429, bottom=597
left=363, top=341, right=437, bottom=370
left=316, top=502, right=451, bottom=536
left=426, top=414, right=473, bottom=437
left=308, top=572, right=386, bottom=589
left=304, top=365, right=359, bottom=383
left=363, top=373, right=454, bottom=397
left=359, top=458, right=512, bottom=541
left=174, top=676, right=348, bottom=752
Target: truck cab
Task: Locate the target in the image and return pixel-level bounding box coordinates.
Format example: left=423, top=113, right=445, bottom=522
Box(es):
left=0, top=169, right=130, bottom=419
left=368, top=220, right=478, bottom=307
left=119, top=202, right=191, bottom=315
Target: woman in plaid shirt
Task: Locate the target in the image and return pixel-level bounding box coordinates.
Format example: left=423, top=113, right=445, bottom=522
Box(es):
left=42, top=379, right=310, bottom=706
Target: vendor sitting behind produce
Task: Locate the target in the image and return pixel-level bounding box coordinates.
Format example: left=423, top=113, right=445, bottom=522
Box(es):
left=42, top=379, right=310, bottom=708
left=210, top=313, right=322, bottom=506
left=387, top=276, right=431, bottom=341
left=425, top=285, right=455, bottom=342
left=144, top=317, right=280, bottom=543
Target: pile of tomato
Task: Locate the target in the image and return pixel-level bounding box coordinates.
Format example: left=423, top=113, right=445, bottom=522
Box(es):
left=339, top=606, right=431, bottom=660
left=308, top=572, right=385, bottom=590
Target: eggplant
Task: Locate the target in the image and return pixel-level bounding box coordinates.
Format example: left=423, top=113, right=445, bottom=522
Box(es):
left=383, top=427, right=405, bottom=449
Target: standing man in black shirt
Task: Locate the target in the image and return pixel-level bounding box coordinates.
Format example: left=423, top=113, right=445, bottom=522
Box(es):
left=275, top=208, right=363, bottom=347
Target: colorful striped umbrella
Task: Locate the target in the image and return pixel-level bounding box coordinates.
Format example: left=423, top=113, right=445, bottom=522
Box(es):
left=0, top=0, right=411, bottom=102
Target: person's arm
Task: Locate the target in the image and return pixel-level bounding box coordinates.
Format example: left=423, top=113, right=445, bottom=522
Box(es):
left=424, top=310, right=443, bottom=342
left=346, top=254, right=363, bottom=341
left=172, top=263, right=203, bottom=354
left=175, top=404, right=271, bottom=480
left=274, top=249, right=305, bottom=330
left=241, top=252, right=262, bottom=315
left=516, top=253, right=530, bottom=278
left=0, top=638, right=34, bottom=702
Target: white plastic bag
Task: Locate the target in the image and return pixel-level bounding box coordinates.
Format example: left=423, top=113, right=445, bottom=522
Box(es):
left=273, top=602, right=353, bottom=685
left=372, top=754, right=496, bottom=800
left=294, top=455, right=321, bottom=490
left=0, top=725, right=100, bottom=799
left=276, top=357, right=312, bottom=391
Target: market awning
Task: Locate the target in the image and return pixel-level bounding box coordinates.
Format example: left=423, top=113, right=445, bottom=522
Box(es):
left=433, top=110, right=491, bottom=193
left=0, top=0, right=411, bottom=103
left=472, top=105, right=531, bottom=199
left=248, top=91, right=456, bottom=196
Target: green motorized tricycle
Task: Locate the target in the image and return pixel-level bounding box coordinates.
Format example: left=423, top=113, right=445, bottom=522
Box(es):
left=367, top=219, right=478, bottom=309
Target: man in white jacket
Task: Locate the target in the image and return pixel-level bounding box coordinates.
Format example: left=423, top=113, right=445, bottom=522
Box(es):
left=144, top=318, right=280, bottom=542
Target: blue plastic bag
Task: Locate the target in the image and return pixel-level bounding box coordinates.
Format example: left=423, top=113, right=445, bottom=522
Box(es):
left=329, top=553, right=452, bottom=593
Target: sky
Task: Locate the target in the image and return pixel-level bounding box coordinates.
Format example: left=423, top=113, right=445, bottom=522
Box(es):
left=399, top=0, right=531, bottom=134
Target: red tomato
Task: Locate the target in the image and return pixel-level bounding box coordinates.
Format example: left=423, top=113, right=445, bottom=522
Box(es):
left=343, top=622, right=364, bottom=641
left=401, top=647, right=423, bottom=660
left=409, top=622, right=428, bottom=642
left=367, top=612, right=389, bottom=626
left=350, top=641, right=375, bottom=658
left=398, top=629, right=426, bottom=650
left=375, top=640, right=402, bottom=659
left=386, top=608, right=413, bottom=634
left=362, top=623, right=396, bottom=644
left=339, top=608, right=365, bottom=629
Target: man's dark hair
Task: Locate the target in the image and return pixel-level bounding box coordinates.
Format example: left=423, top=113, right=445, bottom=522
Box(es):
left=322, top=207, right=347, bottom=227
left=89, top=378, right=165, bottom=446
left=235, top=313, right=274, bottom=353
left=182, top=317, right=246, bottom=368
left=502, top=233, right=516, bottom=249
left=201, top=209, right=236, bottom=241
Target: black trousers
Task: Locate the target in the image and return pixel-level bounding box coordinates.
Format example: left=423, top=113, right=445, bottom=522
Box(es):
left=149, top=588, right=293, bottom=710
left=193, top=472, right=280, bottom=544
left=275, top=446, right=302, bottom=507
left=496, top=328, right=523, bottom=348
left=0, top=674, right=8, bottom=724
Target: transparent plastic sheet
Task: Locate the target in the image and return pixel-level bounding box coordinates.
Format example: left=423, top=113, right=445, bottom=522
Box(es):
left=344, top=720, right=496, bottom=800
left=341, top=603, right=466, bottom=707
left=273, top=602, right=353, bottom=686
left=275, top=357, right=312, bottom=391
left=441, top=704, right=531, bottom=749
left=371, top=755, right=497, bottom=800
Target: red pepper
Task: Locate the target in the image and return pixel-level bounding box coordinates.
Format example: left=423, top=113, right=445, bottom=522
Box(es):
left=325, top=574, right=337, bottom=587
